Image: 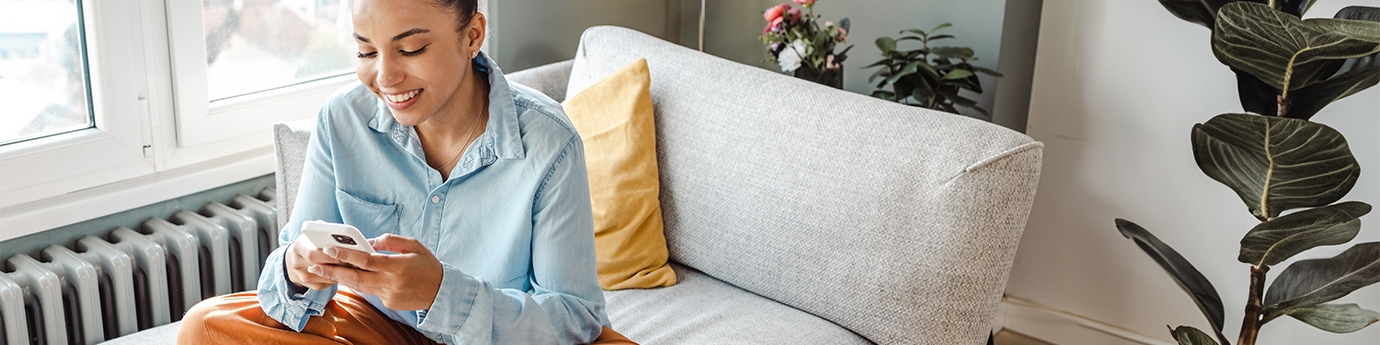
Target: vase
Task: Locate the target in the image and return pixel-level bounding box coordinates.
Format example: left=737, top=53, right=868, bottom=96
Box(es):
left=793, top=64, right=844, bottom=89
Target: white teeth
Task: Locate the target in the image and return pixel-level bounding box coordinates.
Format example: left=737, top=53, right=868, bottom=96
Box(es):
left=386, top=90, right=419, bottom=103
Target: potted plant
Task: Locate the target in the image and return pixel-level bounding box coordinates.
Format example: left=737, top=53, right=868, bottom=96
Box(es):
left=863, top=23, right=1001, bottom=115
left=760, top=0, right=852, bottom=88
left=1115, top=2, right=1380, bottom=344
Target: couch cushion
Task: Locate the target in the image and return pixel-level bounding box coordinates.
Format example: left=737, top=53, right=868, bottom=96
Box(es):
left=606, top=263, right=869, bottom=344
left=97, top=322, right=180, bottom=345
left=563, top=58, right=677, bottom=290
left=569, top=26, right=1042, bottom=344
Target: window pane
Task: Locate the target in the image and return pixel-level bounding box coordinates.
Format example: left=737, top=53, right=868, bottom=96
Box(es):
left=0, top=0, right=92, bottom=146
left=204, top=0, right=356, bottom=101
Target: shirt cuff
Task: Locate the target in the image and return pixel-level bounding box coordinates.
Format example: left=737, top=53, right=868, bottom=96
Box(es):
left=415, top=262, right=485, bottom=340
left=256, top=246, right=337, bottom=331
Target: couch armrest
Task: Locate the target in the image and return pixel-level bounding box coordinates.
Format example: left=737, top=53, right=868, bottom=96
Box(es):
left=506, top=60, right=573, bottom=102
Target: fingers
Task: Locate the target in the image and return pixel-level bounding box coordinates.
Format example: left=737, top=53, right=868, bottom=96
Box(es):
left=310, top=264, right=381, bottom=291
left=368, top=233, right=429, bottom=254
left=322, top=246, right=387, bottom=271
left=285, top=240, right=337, bottom=290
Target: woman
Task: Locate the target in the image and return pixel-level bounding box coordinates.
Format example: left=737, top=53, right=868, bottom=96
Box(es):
left=177, top=0, right=630, bottom=344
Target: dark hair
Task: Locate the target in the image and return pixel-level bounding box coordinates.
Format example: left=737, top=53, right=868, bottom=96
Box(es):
left=432, top=0, right=479, bottom=31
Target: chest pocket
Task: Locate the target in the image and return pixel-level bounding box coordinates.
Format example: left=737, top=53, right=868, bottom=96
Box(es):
left=335, top=188, right=400, bottom=237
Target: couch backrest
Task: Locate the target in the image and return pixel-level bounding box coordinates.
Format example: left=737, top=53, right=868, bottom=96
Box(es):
left=568, top=26, right=1042, bottom=344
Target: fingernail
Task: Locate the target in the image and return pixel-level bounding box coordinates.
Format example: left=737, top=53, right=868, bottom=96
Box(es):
left=308, top=265, right=323, bottom=275
left=324, top=247, right=338, bottom=258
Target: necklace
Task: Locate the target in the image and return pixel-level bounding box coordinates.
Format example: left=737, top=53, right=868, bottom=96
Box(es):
left=439, top=94, right=487, bottom=172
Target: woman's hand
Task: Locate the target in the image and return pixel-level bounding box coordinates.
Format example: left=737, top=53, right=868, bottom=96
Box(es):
left=285, top=238, right=342, bottom=291
left=310, top=234, right=444, bottom=311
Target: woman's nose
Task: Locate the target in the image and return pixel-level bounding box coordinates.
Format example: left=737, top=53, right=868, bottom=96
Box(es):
left=376, top=56, right=404, bottom=88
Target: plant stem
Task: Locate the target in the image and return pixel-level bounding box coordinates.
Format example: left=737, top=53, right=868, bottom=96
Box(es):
left=1237, top=265, right=1268, bottom=345
left=1276, top=95, right=1290, bottom=117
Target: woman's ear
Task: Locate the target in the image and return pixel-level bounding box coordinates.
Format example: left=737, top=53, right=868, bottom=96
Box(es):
left=465, top=12, right=487, bottom=55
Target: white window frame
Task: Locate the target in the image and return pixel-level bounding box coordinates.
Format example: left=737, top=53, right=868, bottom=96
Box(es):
left=162, top=0, right=353, bottom=169
left=0, top=0, right=155, bottom=210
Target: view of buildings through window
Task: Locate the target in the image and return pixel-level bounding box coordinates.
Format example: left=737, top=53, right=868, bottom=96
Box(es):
left=0, top=0, right=90, bottom=146
left=204, top=0, right=356, bottom=101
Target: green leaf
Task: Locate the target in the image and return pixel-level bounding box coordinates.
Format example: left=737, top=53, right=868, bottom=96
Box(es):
left=886, top=64, right=919, bottom=86
left=1263, top=242, right=1380, bottom=319
left=943, top=69, right=974, bottom=80
left=1115, top=219, right=1226, bottom=335
left=972, top=66, right=1004, bottom=77
left=840, top=18, right=850, bottom=32
left=927, top=34, right=956, bottom=41
left=1190, top=113, right=1359, bottom=220
left=1276, top=303, right=1380, bottom=333
left=871, top=90, right=896, bottom=101
left=1233, top=68, right=1282, bottom=116
left=1276, top=0, right=1316, bottom=17
left=903, top=29, right=927, bottom=37
left=1154, top=0, right=1246, bottom=29
left=1238, top=202, right=1370, bottom=267
left=930, top=22, right=953, bottom=33
left=1169, top=326, right=1220, bottom=345
left=915, top=62, right=940, bottom=81
left=1286, top=62, right=1379, bottom=120
left=931, top=46, right=975, bottom=60
left=876, top=37, right=897, bottom=54
left=1212, top=2, right=1380, bottom=91
left=1337, top=6, right=1380, bottom=23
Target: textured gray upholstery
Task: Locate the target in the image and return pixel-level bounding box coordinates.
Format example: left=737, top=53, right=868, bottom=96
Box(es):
left=506, top=60, right=574, bottom=102
left=568, top=26, right=1042, bottom=344
left=605, top=263, right=869, bottom=344
left=273, top=119, right=315, bottom=232
left=97, top=322, right=179, bottom=344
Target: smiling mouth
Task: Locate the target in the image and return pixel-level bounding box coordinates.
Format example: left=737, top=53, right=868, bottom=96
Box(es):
left=385, top=89, right=420, bottom=103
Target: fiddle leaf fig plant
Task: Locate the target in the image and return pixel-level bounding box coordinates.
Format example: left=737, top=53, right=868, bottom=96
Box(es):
left=1118, top=2, right=1380, bottom=345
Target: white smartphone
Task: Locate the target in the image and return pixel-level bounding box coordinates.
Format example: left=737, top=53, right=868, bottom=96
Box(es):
left=301, top=220, right=376, bottom=254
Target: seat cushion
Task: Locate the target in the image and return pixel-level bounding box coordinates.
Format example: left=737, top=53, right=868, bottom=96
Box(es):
left=97, top=321, right=180, bottom=345
left=605, top=263, right=870, bottom=344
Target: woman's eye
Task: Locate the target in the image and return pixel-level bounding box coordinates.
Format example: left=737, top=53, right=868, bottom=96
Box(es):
left=400, top=46, right=428, bottom=57
left=356, top=51, right=378, bottom=59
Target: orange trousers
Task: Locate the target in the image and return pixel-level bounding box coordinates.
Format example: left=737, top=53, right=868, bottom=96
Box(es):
left=177, top=289, right=637, bottom=345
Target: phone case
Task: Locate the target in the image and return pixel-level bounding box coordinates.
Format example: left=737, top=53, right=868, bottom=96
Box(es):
left=301, top=220, right=376, bottom=254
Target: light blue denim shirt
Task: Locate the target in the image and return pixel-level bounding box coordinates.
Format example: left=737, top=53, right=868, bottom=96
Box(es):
left=256, top=52, right=609, bottom=344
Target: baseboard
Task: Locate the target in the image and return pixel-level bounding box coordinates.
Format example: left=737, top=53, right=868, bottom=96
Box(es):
left=996, top=297, right=1174, bottom=345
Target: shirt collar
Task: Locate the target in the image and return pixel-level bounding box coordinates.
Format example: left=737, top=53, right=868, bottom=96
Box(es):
left=369, top=51, right=525, bottom=160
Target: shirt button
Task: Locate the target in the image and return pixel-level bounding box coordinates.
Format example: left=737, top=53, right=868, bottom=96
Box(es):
left=431, top=195, right=440, bottom=204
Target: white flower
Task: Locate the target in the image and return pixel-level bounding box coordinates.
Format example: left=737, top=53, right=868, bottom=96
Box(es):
left=776, top=39, right=812, bottom=72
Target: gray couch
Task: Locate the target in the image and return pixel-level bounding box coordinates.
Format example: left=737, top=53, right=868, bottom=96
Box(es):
left=106, top=26, right=1041, bottom=344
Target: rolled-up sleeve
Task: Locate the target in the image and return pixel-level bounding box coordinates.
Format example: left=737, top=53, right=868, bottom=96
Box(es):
left=256, top=105, right=344, bottom=331
left=415, top=135, right=609, bottom=345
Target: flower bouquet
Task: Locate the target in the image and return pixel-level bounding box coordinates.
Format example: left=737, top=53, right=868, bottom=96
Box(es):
left=760, top=0, right=851, bottom=88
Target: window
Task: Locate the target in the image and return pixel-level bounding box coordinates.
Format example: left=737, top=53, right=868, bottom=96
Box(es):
left=202, top=0, right=357, bottom=101
left=0, top=0, right=92, bottom=146
left=0, top=0, right=153, bottom=211
left=164, top=0, right=355, bottom=152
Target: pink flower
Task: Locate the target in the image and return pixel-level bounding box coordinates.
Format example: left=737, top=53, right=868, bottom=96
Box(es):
left=771, top=17, right=784, bottom=31
left=764, top=4, right=788, bottom=22
left=794, top=0, right=815, bottom=6
left=836, top=26, right=847, bottom=42
left=787, top=7, right=802, bottom=25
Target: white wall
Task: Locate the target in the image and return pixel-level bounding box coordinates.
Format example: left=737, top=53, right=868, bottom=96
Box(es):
left=488, top=0, right=681, bottom=71
left=1009, top=1, right=1380, bottom=344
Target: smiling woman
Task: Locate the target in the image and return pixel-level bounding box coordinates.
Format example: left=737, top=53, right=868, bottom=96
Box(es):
left=174, top=0, right=634, bottom=344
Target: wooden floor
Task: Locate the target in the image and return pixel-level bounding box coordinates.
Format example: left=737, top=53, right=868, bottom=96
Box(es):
left=994, top=330, right=1054, bottom=345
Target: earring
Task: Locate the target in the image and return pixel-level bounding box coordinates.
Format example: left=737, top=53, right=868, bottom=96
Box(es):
left=471, top=51, right=479, bottom=59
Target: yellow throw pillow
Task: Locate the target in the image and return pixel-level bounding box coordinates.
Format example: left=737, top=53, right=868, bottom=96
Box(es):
left=563, top=58, right=677, bottom=290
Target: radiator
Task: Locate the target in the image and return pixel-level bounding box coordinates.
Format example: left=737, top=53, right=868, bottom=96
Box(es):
left=0, top=187, right=278, bottom=345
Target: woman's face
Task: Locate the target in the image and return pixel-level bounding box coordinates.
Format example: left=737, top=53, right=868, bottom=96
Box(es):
left=352, top=0, right=484, bottom=127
